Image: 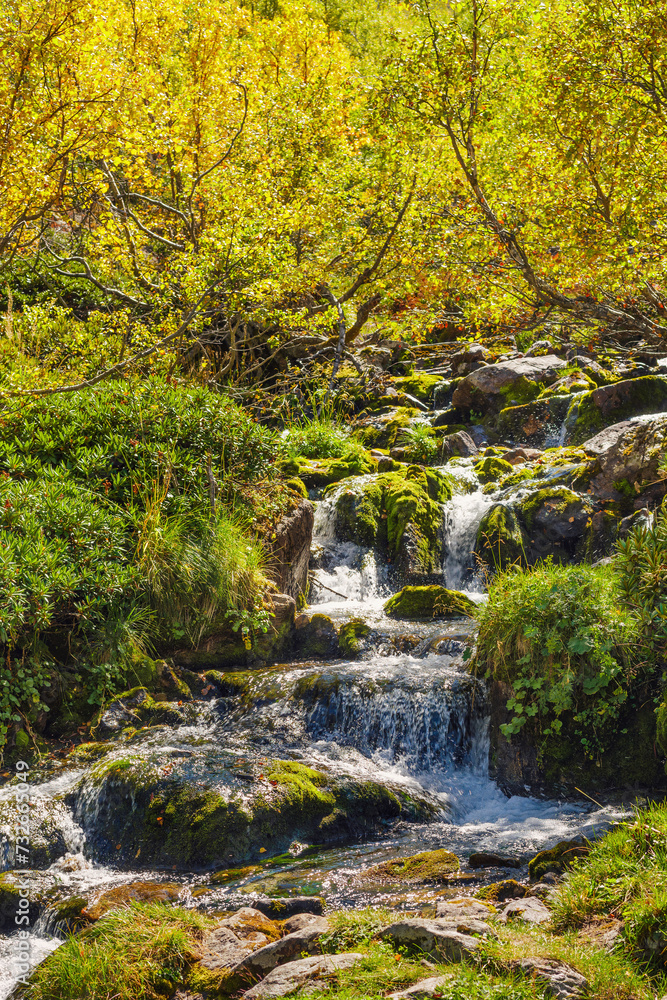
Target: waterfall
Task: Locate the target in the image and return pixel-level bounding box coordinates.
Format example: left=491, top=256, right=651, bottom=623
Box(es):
left=442, top=491, right=494, bottom=593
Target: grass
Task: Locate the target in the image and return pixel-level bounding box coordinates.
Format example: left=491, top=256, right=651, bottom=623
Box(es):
left=472, top=561, right=644, bottom=751
left=283, top=415, right=366, bottom=463
left=25, top=901, right=212, bottom=1000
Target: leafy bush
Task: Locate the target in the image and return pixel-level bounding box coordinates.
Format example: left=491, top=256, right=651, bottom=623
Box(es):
left=617, top=501, right=667, bottom=652
left=472, top=561, right=643, bottom=754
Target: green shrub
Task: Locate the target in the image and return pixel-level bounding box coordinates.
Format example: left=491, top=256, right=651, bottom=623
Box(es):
left=284, top=415, right=365, bottom=462
left=398, top=423, right=438, bottom=464
left=617, top=501, right=667, bottom=653
left=472, top=561, right=643, bottom=753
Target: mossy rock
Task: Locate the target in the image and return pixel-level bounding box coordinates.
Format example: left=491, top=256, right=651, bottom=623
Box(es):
left=285, top=476, right=308, bottom=498
left=567, top=375, right=667, bottom=445
left=333, top=466, right=453, bottom=577
left=474, top=456, right=514, bottom=483
left=496, top=395, right=572, bottom=447
left=528, top=839, right=590, bottom=881
left=338, top=618, right=371, bottom=658
left=354, top=406, right=422, bottom=449
left=84, top=881, right=182, bottom=920
left=475, top=879, right=527, bottom=902
left=390, top=373, right=444, bottom=405
left=293, top=614, right=339, bottom=659
left=50, top=894, right=91, bottom=933
left=476, top=504, right=526, bottom=570
left=538, top=371, right=597, bottom=399
left=365, top=848, right=460, bottom=884
left=384, top=585, right=476, bottom=620
left=297, top=452, right=375, bottom=489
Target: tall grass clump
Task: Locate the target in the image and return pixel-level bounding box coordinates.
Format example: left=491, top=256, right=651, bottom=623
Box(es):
left=472, top=560, right=643, bottom=753
left=283, top=414, right=366, bottom=462
left=617, top=500, right=667, bottom=652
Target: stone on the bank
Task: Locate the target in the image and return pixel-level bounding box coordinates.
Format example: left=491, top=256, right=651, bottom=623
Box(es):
left=510, top=957, right=588, bottom=999
left=388, top=975, right=454, bottom=999
left=568, top=375, right=667, bottom=444
left=199, top=925, right=259, bottom=971
left=452, top=356, right=566, bottom=412
left=582, top=414, right=667, bottom=498
left=251, top=897, right=325, bottom=918
left=384, top=586, right=476, bottom=620
left=440, top=430, right=478, bottom=459
left=242, top=953, right=364, bottom=999
left=218, top=907, right=280, bottom=941
left=467, top=852, right=522, bottom=869
left=230, top=917, right=329, bottom=979
left=528, top=839, right=590, bottom=881
left=498, top=896, right=551, bottom=925
left=84, top=881, right=182, bottom=920
left=435, top=898, right=496, bottom=920
left=364, top=848, right=460, bottom=884
left=380, top=919, right=481, bottom=960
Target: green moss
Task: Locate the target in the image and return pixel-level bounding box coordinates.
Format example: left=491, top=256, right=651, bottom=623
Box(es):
left=384, top=585, right=476, bottom=619
left=476, top=504, right=526, bottom=570
left=528, top=839, right=591, bottom=882
left=285, top=476, right=308, bottom=498
left=569, top=376, right=667, bottom=445
left=474, top=456, right=514, bottom=483
left=499, top=375, right=546, bottom=407
left=475, top=880, right=526, bottom=902
left=338, top=618, right=371, bottom=657
left=390, top=373, right=443, bottom=404
left=293, top=613, right=338, bottom=659
left=354, top=407, right=421, bottom=449
left=520, top=487, right=581, bottom=528
left=297, top=451, right=375, bottom=488
left=365, top=848, right=460, bottom=883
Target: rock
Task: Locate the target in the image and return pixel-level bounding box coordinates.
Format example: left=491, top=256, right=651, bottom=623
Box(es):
left=293, top=613, right=339, bottom=659
left=502, top=447, right=543, bottom=465
left=218, top=907, right=280, bottom=941
left=282, top=912, right=323, bottom=934
left=498, top=897, right=551, bottom=925
left=435, top=899, right=496, bottom=920
left=391, top=373, right=445, bottom=405
left=524, top=339, right=555, bottom=357
left=84, top=881, right=182, bottom=920
left=388, top=976, right=454, bottom=999
left=231, top=917, right=329, bottom=979
left=242, top=953, right=364, bottom=999
left=452, top=356, right=566, bottom=412
left=568, top=375, right=667, bottom=444
left=433, top=381, right=454, bottom=410
left=474, top=456, right=514, bottom=483
left=384, top=586, right=476, bottom=620
left=475, top=503, right=526, bottom=571
left=496, top=395, right=572, bottom=447
left=439, top=430, right=478, bottom=458
left=582, top=414, right=667, bottom=498
left=520, top=487, right=594, bottom=552
left=355, top=406, right=423, bottom=449
left=364, top=848, right=460, bottom=884
left=476, top=879, right=527, bottom=903
left=252, top=897, right=325, bottom=918
left=528, top=839, right=590, bottom=881
left=199, top=925, right=259, bottom=971
left=510, top=958, right=588, bottom=998
left=467, top=852, right=522, bottom=869
left=380, top=918, right=481, bottom=960
left=338, top=619, right=371, bottom=658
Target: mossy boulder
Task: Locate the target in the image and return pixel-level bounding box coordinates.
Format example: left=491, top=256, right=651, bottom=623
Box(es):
left=364, top=848, right=460, bottom=884
left=296, top=452, right=375, bottom=489
left=452, top=356, right=566, bottom=413
left=519, top=487, right=594, bottom=558
left=94, top=688, right=185, bottom=738
left=476, top=504, right=526, bottom=571
left=495, top=395, right=572, bottom=448
left=528, top=839, right=590, bottom=882
left=474, top=456, right=514, bottom=483
left=293, top=614, right=339, bottom=660
left=84, top=881, right=182, bottom=921
left=567, top=375, right=667, bottom=444
left=384, top=585, right=476, bottom=620
left=338, top=618, right=371, bottom=658
left=333, top=466, right=452, bottom=578
left=475, top=879, right=527, bottom=902
left=538, top=371, right=597, bottom=398
left=354, top=406, right=422, bottom=449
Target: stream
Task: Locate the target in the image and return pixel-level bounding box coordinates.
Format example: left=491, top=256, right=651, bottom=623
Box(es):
left=0, top=469, right=625, bottom=997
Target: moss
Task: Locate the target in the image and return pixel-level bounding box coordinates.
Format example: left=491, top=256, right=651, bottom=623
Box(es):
left=499, top=375, right=546, bottom=407
left=297, top=451, right=375, bottom=489
left=476, top=504, right=526, bottom=570
left=475, top=880, right=526, bottom=902
left=538, top=371, right=597, bottom=399
left=528, top=839, right=590, bottom=881
left=520, top=487, right=583, bottom=529
left=384, top=585, right=476, bottom=619
left=84, top=881, right=182, bottom=920
left=354, top=407, right=421, bottom=449
left=51, top=895, right=91, bottom=933
left=365, top=848, right=460, bottom=883
left=474, top=456, right=514, bottom=483
left=67, top=741, right=113, bottom=763
left=390, top=373, right=443, bottom=405
left=285, top=476, right=308, bottom=498
left=185, top=963, right=232, bottom=997
left=338, top=618, right=371, bottom=657
left=293, top=613, right=339, bottom=659
left=210, top=864, right=261, bottom=884
left=569, top=376, right=667, bottom=445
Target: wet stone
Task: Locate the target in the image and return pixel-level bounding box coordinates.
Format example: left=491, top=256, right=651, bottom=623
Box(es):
left=242, top=953, right=364, bottom=999
left=251, top=896, right=325, bottom=918
left=467, top=852, right=522, bottom=869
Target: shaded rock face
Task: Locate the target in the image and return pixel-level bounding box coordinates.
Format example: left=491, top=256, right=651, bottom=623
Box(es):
left=582, top=415, right=667, bottom=499
left=452, top=356, right=566, bottom=412
left=269, top=499, right=314, bottom=601
left=569, top=375, right=667, bottom=444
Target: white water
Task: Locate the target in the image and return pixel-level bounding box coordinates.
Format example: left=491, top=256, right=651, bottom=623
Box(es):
left=442, top=490, right=494, bottom=593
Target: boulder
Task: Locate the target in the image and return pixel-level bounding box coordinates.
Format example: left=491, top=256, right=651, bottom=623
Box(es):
left=355, top=406, right=423, bottom=449
left=384, top=586, right=476, bottom=620
left=467, top=852, right=522, bottom=869
left=293, top=613, right=339, bottom=659
left=476, top=879, right=527, bottom=903
left=452, top=356, right=566, bottom=412
left=439, top=430, right=478, bottom=458
left=388, top=977, right=453, bottom=999
left=84, top=881, right=182, bottom=921
left=498, top=897, right=551, bottom=925
left=199, top=925, right=260, bottom=971
left=582, top=415, right=667, bottom=498
left=503, top=447, right=543, bottom=465
left=568, top=375, right=667, bottom=444
left=510, top=958, right=588, bottom=999
left=364, top=848, right=460, bottom=884
left=435, top=899, right=496, bottom=920
left=230, top=917, right=329, bottom=979
left=474, top=456, right=513, bottom=483
left=380, top=918, right=482, bottom=960
left=242, top=953, right=364, bottom=999
left=475, top=503, right=526, bottom=571
left=251, top=897, right=325, bottom=919
left=528, top=839, right=590, bottom=881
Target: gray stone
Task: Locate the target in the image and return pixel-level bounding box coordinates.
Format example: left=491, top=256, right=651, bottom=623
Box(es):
left=199, top=926, right=257, bottom=971
left=249, top=896, right=325, bottom=920
left=583, top=415, right=667, bottom=497
left=242, top=953, right=364, bottom=999
left=231, top=917, right=329, bottom=978
left=467, top=851, right=522, bottom=869
left=282, top=912, right=323, bottom=934
left=435, top=899, right=496, bottom=921
left=440, top=430, right=478, bottom=459
left=380, top=918, right=481, bottom=960
left=511, top=957, right=588, bottom=998
left=498, top=897, right=551, bottom=925
left=452, top=356, right=566, bottom=411
left=388, top=975, right=454, bottom=999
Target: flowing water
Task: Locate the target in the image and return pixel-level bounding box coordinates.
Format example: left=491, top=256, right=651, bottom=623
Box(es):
left=0, top=473, right=626, bottom=997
